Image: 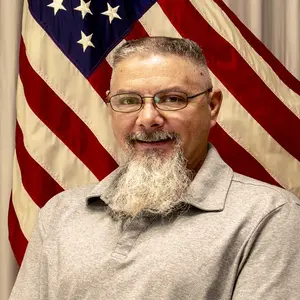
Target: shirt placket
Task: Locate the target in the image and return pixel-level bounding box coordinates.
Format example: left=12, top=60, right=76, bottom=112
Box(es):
left=112, top=217, right=150, bottom=260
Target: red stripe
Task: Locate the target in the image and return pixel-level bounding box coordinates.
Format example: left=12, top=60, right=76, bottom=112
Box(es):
left=88, top=59, right=112, bottom=100
left=126, top=21, right=149, bottom=40
left=209, top=124, right=280, bottom=186
left=19, top=38, right=118, bottom=181
left=158, top=0, right=300, bottom=162
left=16, top=122, right=63, bottom=207
left=8, top=196, right=28, bottom=265
left=213, top=0, right=300, bottom=95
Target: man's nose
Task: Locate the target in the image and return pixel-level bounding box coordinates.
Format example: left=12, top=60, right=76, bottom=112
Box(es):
left=136, top=98, right=164, bottom=130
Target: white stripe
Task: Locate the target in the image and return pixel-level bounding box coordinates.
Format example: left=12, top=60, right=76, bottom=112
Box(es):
left=140, top=3, right=300, bottom=196
left=22, top=0, right=122, bottom=163
left=140, top=3, right=181, bottom=38
left=190, top=0, right=300, bottom=118
left=12, top=153, right=40, bottom=240
left=17, top=76, right=98, bottom=189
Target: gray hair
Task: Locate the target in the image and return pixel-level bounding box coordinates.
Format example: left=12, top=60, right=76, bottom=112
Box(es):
left=112, top=36, right=208, bottom=68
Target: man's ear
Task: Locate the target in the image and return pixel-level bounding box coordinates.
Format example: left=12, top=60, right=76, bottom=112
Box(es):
left=209, top=89, right=223, bottom=129
left=106, top=90, right=112, bottom=115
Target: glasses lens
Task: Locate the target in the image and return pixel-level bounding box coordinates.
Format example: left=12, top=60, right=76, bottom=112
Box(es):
left=155, top=92, right=188, bottom=110
left=110, top=94, right=142, bottom=112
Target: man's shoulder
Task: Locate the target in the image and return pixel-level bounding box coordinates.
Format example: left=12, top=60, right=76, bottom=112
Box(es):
left=230, top=172, right=300, bottom=209
left=45, top=183, right=99, bottom=209
left=38, top=183, right=101, bottom=229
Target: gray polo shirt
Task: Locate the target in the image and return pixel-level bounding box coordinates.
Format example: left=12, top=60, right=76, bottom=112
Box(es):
left=10, top=146, right=300, bottom=300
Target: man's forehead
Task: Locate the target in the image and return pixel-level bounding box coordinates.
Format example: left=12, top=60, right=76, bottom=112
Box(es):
left=111, top=53, right=203, bottom=79
left=113, top=52, right=197, bottom=69
left=110, top=54, right=208, bottom=91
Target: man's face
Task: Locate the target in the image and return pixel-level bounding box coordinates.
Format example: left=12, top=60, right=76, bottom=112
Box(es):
left=108, top=53, right=222, bottom=170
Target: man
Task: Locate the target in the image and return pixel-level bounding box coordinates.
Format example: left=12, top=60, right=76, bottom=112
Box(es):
left=10, top=37, right=300, bottom=299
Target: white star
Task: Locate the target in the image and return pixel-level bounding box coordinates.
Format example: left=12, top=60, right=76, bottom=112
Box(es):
left=101, top=3, right=122, bottom=24
left=77, top=31, right=95, bottom=52
left=47, top=0, right=67, bottom=16
left=74, top=0, right=93, bottom=19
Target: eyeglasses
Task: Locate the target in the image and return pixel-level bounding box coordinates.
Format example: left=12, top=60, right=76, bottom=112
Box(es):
left=106, top=87, right=213, bottom=113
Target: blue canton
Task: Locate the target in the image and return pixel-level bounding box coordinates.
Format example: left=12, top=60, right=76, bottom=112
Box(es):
left=28, top=0, right=156, bottom=77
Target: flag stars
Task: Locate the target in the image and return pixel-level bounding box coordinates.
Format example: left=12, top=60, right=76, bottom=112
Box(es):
left=101, top=3, right=122, bottom=24
left=77, top=31, right=95, bottom=52
left=74, top=0, right=93, bottom=19
left=47, top=0, right=67, bottom=15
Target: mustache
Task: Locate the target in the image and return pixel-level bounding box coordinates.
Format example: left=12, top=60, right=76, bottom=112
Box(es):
left=126, top=131, right=180, bottom=143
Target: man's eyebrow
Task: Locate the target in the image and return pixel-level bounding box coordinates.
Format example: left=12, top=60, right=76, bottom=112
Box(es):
left=156, top=86, right=189, bottom=94
left=114, top=89, right=137, bottom=94
left=114, top=86, right=189, bottom=95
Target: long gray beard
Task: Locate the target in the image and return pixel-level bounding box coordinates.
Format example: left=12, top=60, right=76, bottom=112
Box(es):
left=103, top=143, right=194, bottom=220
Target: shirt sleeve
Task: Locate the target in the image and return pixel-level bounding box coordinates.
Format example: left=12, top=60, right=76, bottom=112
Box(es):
left=9, top=215, right=44, bottom=300
left=232, top=199, right=300, bottom=300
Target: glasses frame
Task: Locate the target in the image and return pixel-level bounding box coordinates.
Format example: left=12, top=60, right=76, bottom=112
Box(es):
left=106, top=87, right=213, bottom=113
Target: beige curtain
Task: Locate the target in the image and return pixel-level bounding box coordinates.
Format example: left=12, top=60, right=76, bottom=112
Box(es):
left=224, top=0, right=300, bottom=80
left=0, top=1, right=299, bottom=299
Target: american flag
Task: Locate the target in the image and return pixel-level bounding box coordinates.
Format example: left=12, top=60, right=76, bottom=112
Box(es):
left=9, top=0, right=300, bottom=265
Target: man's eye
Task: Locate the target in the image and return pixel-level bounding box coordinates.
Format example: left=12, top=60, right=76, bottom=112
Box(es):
left=159, top=94, right=186, bottom=103
left=119, top=97, right=139, bottom=105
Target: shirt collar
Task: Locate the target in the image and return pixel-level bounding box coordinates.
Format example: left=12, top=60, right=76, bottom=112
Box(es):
left=86, top=144, right=233, bottom=212
left=185, top=144, right=233, bottom=211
